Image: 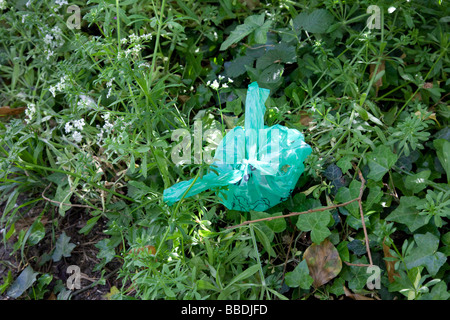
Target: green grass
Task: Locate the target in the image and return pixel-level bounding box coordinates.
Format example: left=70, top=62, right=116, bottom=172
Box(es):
left=0, top=0, right=449, bottom=300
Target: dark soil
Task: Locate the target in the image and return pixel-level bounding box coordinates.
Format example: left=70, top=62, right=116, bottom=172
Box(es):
left=0, top=193, right=122, bottom=300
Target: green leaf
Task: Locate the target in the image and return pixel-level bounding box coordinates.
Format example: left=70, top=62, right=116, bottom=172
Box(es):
left=255, top=44, right=296, bottom=70
left=386, top=196, right=428, bottom=232
left=79, top=214, right=102, bottom=235
left=334, top=180, right=361, bottom=217
left=434, top=139, right=450, bottom=184
left=293, top=9, right=334, bottom=34
left=6, top=266, right=38, bottom=299
left=341, top=257, right=371, bottom=290
left=367, top=145, right=398, bottom=181
left=220, top=14, right=270, bottom=51
left=253, top=225, right=276, bottom=257
left=0, top=271, right=13, bottom=295
left=404, top=170, right=431, bottom=193
left=251, top=211, right=286, bottom=233
left=364, top=185, right=383, bottom=211
left=284, top=259, right=313, bottom=289
left=52, top=232, right=76, bottom=262
left=27, top=220, right=45, bottom=246
left=225, top=55, right=255, bottom=78
left=296, top=209, right=331, bottom=244
left=404, top=232, right=447, bottom=276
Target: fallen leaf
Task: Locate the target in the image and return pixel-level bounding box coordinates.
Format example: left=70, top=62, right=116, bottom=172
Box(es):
left=0, top=106, right=26, bottom=116
left=299, top=110, right=313, bottom=127
left=104, top=286, right=120, bottom=300
left=303, top=239, right=342, bottom=288
left=128, top=245, right=156, bottom=256
left=370, top=60, right=385, bottom=96
left=382, top=239, right=399, bottom=283
left=344, top=286, right=375, bottom=300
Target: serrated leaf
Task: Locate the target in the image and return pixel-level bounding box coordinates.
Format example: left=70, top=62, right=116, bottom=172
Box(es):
left=293, top=9, right=334, bottom=34
left=284, top=259, right=313, bottom=289
left=303, top=239, right=342, bottom=288
left=52, top=232, right=76, bottom=262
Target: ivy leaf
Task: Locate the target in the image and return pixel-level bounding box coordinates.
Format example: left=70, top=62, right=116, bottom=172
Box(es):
left=323, top=164, right=342, bottom=181
left=52, top=232, right=76, bottom=262
left=284, top=259, right=313, bottom=289
left=334, top=180, right=361, bottom=217
left=404, top=232, right=447, bottom=276
left=367, top=145, right=398, bottom=181
left=404, top=170, right=431, bottom=193
left=386, top=196, right=428, bottom=232
left=341, top=257, right=371, bottom=290
left=225, top=55, right=255, bottom=78
left=364, top=185, right=383, bottom=211
left=296, top=209, right=331, bottom=244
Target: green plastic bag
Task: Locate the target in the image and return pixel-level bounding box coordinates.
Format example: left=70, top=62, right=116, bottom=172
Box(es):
left=163, top=82, right=312, bottom=212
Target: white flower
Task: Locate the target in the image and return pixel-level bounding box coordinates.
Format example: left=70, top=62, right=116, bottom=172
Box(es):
left=227, top=78, right=233, bottom=83
left=49, top=86, right=56, bottom=97
left=388, top=7, right=396, bottom=14
left=206, top=80, right=211, bottom=86
left=210, top=79, right=219, bottom=90
left=73, top=119, right=85, bottom=131
left=25, top=103, right=36, bottom=124
left=0, top=0, right=6, bottom=10
left=26, top=0, right=32, bottom=8
left=65, top=122, right=73, bottom=133
left=222, top=83, right=228, bottom=89
left=55, top=0, right=68, bottom=6
left=72, top=131, right=82, bottom=143
left=218, top=75, right=225, bottom=80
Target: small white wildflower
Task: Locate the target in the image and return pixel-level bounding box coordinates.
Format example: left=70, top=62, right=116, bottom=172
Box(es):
left=227, top=78, right=233, bottom=83
left=218, top=75, right=225, bottom=80
left=65, top=121, right=73, bottom=133
left=101, top=113, right=110, bottom=121
left=73, top=119, right=85, bottom=131
left=49, top=86, right=56, bottom=97
left=25, top=103, right=36, bottom=124
left=222, top=83, right=228, bottom=89
left=55, top=0, right=68, bottom=6
left=106, top=77, right=114, bottom=88
left=0, top=0, right=6, bottom=10
left=103, top=120, right=114, bottom=132
left=206, top=80, right=211, bottom=86
left=26, top=0, right=32, bottom=8
left=72, top=131, right=82, bottom=143
left=388, top=7, right=396, bottom=13
left=22, top=14, right=28, bottom=23
left=129, top=33, right=139, bottom=43
left=210, top=79, right=219, bottom=90
left=106, top=87, right=112, bottom=99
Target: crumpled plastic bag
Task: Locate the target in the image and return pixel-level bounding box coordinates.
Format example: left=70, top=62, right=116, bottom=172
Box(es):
left=163, top=81, right=312, bottom=212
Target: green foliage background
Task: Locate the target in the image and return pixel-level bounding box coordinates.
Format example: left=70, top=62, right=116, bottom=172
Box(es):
left=0, top=0, right=449, bottom=300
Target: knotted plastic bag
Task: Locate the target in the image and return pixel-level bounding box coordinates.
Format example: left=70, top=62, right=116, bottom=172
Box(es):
left=163, top=82, right=312, bottom=212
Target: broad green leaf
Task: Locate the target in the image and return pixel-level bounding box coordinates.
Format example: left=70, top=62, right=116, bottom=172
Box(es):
left=225, top=55, right=256, bottom=77
left=52, top=232, right=76, bottom=262
left=296, top=209, right=331, bottom=244
left=364, top=185, right=383, bottom=211
left=434, top=139, right=450, bottom=184
left=404, top=170, right=431, bottom=193
left=386, top=196, right=428, bottom=232
left=255, top=44, right=296, bottom=70
left=367, top=145, right=398, bottom=181
left=334, top=180, right=361, bottom=217
left=251, top=211, right=286, bottom=233
left=293, top=9, right=334, bottom=34
left=27, top=220, right=45, bottom=246
left=404, top=232, right=447, bottom=276
left=6, top=266, right=38, bottom=299
left=284, top=259, right=313, bottom=289
left=220, top=14, right=270, bottom=51
left=341, top=257, right=371, bottom=290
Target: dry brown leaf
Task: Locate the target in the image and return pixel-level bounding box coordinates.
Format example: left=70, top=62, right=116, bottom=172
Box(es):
left=383, top=238, right=399, bottom=283
left=0, top=106, right=26, bottom=116
left=128, top=245, right=156, bottom=256
left=299, top=110, right=313, bottom=127
left=344, top=286, right=375, bottom=300
left=303, top=239, right=342, bottom=288
left=370, top=60, right=385, bottom=97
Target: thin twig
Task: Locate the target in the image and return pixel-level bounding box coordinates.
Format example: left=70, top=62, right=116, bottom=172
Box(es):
left=226, top=168, right=374, bottom=267
left=42, top=183, right=98, bottom=210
